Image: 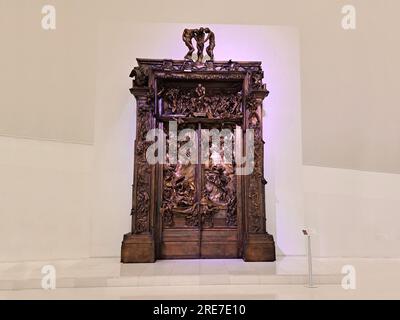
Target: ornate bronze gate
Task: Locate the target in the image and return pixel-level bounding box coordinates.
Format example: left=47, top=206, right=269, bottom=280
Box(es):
left=121, top=28, right=275, bottom=262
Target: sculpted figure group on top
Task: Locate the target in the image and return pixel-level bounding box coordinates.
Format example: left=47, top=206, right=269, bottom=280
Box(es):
left=182, top=27, right=215, bottom=62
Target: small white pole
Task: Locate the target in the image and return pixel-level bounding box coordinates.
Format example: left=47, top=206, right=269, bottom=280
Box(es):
left=303, top=229, right=317, bottom=288
left=307, top=234, right=313, bottom=287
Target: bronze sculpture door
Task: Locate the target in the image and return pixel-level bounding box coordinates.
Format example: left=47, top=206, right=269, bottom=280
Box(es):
left=122, top=55, right=276, bottom=263
left=158, top=123, right=241, bottom=259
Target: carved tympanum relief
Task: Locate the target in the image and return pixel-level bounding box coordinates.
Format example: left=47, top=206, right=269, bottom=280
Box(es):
left=161, top=84, right=242, bottom=120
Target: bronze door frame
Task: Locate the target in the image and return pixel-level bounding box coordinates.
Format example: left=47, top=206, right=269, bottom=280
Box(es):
left=122, top=58, right=276, bottom=263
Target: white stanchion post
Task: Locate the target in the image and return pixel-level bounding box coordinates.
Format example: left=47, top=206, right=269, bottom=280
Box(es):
left=302, top=229, right=317, bottom=288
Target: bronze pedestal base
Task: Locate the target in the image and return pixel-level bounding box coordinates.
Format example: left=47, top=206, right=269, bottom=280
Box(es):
left=243, top=234, right=276, bottom=262
left=121, top=233, right=276, bottom=263
left=121, top=233, right=155, bottom=263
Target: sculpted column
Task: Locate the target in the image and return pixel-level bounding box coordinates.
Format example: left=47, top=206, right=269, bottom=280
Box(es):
left=121, top=65, right=156, bottom=263
left=242, top=71, right=276, bottom=262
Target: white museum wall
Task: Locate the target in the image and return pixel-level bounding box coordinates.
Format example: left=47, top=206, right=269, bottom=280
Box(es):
left=304, top=165, right=400, bottom=258
left=0, top=0, right=97, bottom=144
left=0, top=136, right=93, bottom=261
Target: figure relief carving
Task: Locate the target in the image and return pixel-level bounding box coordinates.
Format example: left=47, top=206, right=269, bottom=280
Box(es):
left=132, top=91, right=154, bottom=234
left=251, top=72, right=265, bottom=90
left=161, top=124, right=199, bottom=228
left=161, top=84, right=242, bottom=119
left=246, top=94, right=268, bottom=234
left=130, top=65, right=150, bottom=87
left=202, top=164, right=237, bottom=228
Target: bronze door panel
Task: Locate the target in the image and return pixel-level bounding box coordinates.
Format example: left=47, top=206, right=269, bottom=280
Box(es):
left=159, top=123, right=239, bottom=259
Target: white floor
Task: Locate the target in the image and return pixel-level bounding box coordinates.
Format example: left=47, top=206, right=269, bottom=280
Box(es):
left=0, top=256, right=399, bottom=299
